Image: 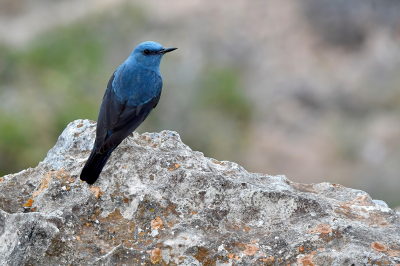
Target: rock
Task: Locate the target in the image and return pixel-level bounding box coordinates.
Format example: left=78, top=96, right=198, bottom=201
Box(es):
left=0, top=119, right=399, bottom=266
left=372, top=199, right=389, bottom=208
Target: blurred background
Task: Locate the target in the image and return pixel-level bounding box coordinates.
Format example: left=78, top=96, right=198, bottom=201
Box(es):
left=0, top=0, right=399, bottom=207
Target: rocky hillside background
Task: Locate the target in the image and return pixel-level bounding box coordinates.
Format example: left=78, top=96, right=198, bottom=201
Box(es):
left=0, top=0, right=399, bottom=207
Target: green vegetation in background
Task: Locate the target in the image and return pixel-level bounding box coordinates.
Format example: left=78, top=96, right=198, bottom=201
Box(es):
left=201, top=67, right=252, bottom=124
left=181, top=66, right=253, bottom=162
left=0, top=4, right=145, bottom=176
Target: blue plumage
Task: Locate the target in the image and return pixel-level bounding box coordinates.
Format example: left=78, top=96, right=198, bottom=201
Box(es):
left=80, top=41, right=177, bottom=184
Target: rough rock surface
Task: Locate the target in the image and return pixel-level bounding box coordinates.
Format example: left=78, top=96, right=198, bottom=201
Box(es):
left=0, top=119, right=399, bottom=266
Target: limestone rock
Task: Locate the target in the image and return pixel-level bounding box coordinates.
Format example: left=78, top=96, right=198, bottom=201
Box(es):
left=0, top=119, right=399, bottom=265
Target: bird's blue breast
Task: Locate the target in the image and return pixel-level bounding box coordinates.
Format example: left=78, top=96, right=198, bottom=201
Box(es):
left=112, top=60, right=162, bottom=107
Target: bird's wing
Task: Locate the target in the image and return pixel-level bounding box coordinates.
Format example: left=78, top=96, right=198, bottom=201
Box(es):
left=94, top=72, right=119, bottom=152
left=99, top=94, right=160, bottom=153
left=94, top=71, right=162, bottom=154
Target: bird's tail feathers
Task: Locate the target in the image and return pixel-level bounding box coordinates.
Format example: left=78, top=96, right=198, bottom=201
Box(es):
left=80, top=149, right=113, bottom=184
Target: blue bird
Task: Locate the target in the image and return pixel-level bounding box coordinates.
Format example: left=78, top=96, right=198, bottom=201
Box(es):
left=80, top=41, right=177, bottom=184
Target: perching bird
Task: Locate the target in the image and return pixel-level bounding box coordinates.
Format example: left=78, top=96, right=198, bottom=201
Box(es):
left=80, top=41, right=177, bottom=184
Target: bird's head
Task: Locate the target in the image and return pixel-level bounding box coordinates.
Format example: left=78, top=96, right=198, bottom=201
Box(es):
left=130, top=41, right=177, bottom=70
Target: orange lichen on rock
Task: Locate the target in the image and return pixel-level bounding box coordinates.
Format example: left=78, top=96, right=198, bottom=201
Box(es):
left=55, top=168, right=71, bottom=180
left=340, top=195, right=370, bottom=210
left=299, top=246, right=304, bottom=252
left=194, top=247, right=209, bottom=263
left=339, top=195, right=369, bottom=209
left=243, top=244, right=258, bottom=256
left=228, top=253, right=235, bottom=259
left=309, top=224, right=332, bottom=234
left=259, top=257, right=274, bottom=263
left=297, top=251, right=315, bottom=266
left=387, top=249, right=400, bottom=257
left=211, top=159, right=221, bottom=164
left=151, top=217, right=164, bottom=230
left=32, top=172, right=52, bottom=197
left=337, top=200, right=389, bottom=227
left=23, top=198, right=34, bottom=207
left=371, top=241, right=388, bottom=252
left=350, top=195, right=368, bottom=206
left=243, top=226, right=251, bottom=232
left=89, top=187, right=101, bottom=198
left=168, top=163, right=180, bottom=171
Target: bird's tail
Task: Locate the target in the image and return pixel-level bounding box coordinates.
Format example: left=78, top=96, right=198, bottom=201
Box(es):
left=80, top=148, right=113, bottom=184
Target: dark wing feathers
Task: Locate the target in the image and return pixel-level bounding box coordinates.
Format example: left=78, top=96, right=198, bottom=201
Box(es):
left=95, top=73, right=161, bottom=154
left=99, top=97, right=159, bottom=154
left=135, top=105, right=143, bottom=116
left=108, top=99, right=126, bottom=127
left=95, top=73, right=116, bottom=151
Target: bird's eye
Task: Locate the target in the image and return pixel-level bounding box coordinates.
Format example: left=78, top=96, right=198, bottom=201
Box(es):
left=144, top=49, right=150, bottom=55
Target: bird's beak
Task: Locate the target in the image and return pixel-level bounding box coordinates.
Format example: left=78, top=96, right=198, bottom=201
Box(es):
left=158, top=47, right=177, bottom=54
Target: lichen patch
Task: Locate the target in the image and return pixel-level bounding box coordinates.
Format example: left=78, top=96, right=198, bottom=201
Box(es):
left=243, top=244, right=258, bottom=256
left=148, top=248, right=162, bottom=264
left=297, top=251, right=315, bottom=266
left=387, top=249, right=400, bottom=257
left=23, top=198, right=33, bottom=207
left=32, top=172, right=53, bottom=197
left=309, top=224, right=332, bottom=234
left=151, top=217, right=164, bottom=230
left=89, top=187, right=101, bottom=198
left=371, top=241, right=388, bottom=252
left=54, top=168, right=71, bottom=180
